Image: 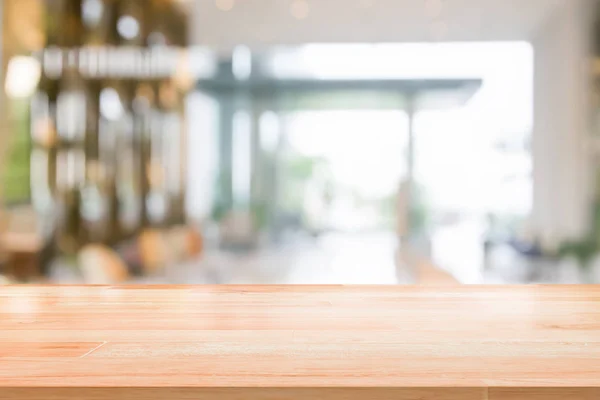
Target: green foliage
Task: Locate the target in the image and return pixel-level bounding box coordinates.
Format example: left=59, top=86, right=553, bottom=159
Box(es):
left=210, top=168, right=269, bottom=231
left=2, top=99, right=31, bottom=204
left=286, top=156, right=318, bottom=180
left=210, top=170, right=232, bottom=222
left=251, top=201, right=269, bottom=230
left=409, top=183, right=430, bottom=236
left=409, top=201, right=429, bottom=236
left=557, top=197, right=600, bottom=267
left=557, top=239, right=598, bottom=268
left=210, top=200, right=228, bottom=222
left=279, top=155, right=320, bottom=212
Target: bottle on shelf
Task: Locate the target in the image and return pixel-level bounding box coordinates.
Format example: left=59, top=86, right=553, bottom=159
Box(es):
left=54, top=54, right=88, bottom=256
left=79, top=0, right=114, bottom=244
left=81, top=0, right=119, bottom=47
left=30, top=54, right=60, bottom=217
left=130, top=80, right=155, bottom=229
left=157, top=78, right=184, bottom=225
left=115, top=80, right=145, bottom=238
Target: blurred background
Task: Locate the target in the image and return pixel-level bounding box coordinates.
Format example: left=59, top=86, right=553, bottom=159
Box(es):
left=0, top=0, right=599, bottom=284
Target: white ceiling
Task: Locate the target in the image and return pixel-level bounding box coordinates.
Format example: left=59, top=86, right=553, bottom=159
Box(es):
left=190, top=0, right=566, bottom=51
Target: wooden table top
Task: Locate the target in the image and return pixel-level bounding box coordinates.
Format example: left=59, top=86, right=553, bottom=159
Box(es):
left=1, top=285, right=600, bottom=399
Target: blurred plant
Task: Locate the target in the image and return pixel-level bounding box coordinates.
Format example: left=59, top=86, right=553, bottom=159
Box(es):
left=409, top=183, right=430, bottom=237
left=210, top=200, right=228, bottom=223
left=409, top=201, right=429, bottom=237
left=557, top=181, right=600, bottom=268
left=378, top=182, right=430, bottom=234
left=280, top=155, right=322, bottom=213
left=210, top=170, right=232, bottom=222
left=251, top=201, right=269, bottom=231
left=286, top=156, right=319, bottom=180
left=557, top=239, right=597, bottom=268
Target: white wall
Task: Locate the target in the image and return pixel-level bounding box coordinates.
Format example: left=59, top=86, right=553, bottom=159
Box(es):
left=531, top=0, right=595, bottom=247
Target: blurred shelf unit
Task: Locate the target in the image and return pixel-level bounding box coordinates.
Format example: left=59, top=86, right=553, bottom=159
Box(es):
left=29, top=0, right=192, bottom=260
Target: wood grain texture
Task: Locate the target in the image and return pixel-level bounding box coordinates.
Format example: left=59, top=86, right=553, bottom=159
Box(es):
left=1, top=285, right=600, bottom=399
left=0, top=388, right=486, bottom=400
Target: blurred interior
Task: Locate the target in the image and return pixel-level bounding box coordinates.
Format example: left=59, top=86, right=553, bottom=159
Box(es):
left=0, top=0, right=599, bottom=284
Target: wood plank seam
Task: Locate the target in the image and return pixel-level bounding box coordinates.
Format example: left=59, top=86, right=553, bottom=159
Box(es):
left=79, top=341, right=108, bottom=358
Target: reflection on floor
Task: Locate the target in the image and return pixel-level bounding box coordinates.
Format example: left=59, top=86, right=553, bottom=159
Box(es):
left=56, top=224, right=593, bottom=284
left=51, top=225, right=600, bottom=284
left=164, top=231, right=414, bottom=285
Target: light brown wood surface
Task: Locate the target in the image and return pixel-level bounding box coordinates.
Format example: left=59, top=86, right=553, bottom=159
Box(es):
left=1, top=285, right=600, bottom=399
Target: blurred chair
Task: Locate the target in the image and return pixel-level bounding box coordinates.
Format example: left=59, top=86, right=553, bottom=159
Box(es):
left=0, top=206, right=43, bottom=281
left=78, top=244, right=130, bottom=284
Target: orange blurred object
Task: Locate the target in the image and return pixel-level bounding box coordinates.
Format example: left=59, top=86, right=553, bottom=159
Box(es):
left=185, top=227, right=203, bottom=257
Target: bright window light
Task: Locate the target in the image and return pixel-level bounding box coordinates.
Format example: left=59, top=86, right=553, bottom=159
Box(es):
left=5, top=56, right=41, bottom=98
left=266, top=42, right=532, bottom=81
